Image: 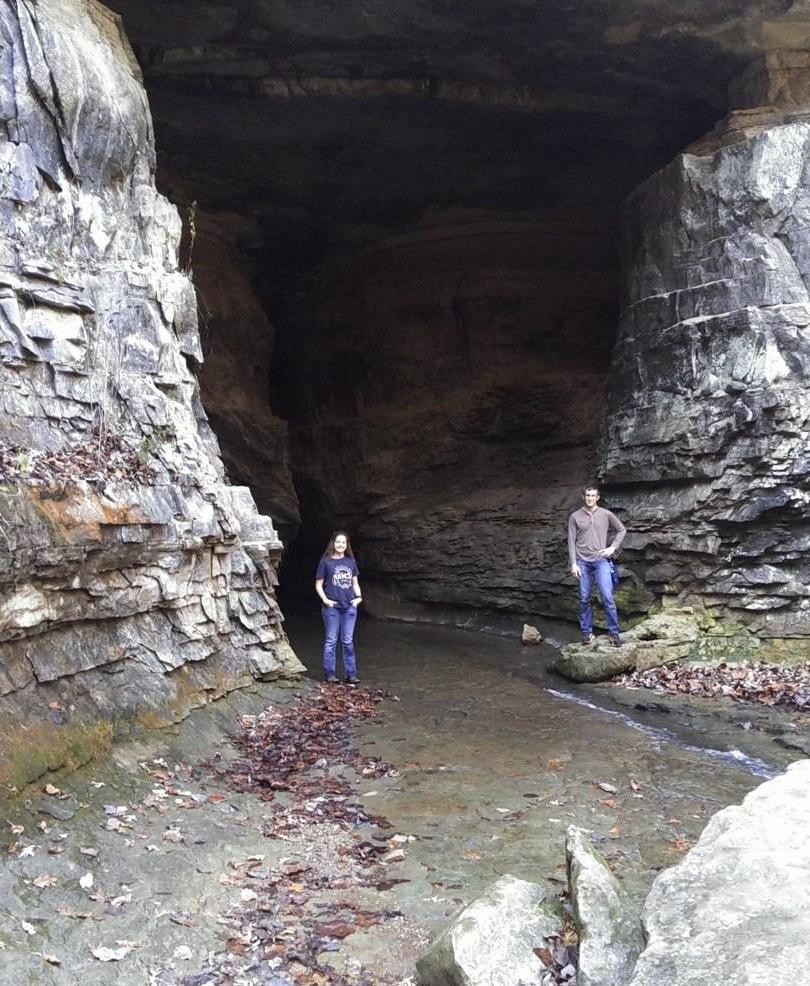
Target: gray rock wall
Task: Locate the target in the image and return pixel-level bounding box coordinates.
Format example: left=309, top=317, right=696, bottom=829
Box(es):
left=603, top=122, right=810, bottom=658
left=0, top=0, right=302, bottom=787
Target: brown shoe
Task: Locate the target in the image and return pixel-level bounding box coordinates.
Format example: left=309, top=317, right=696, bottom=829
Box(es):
left=609, top=634, right=622, bottom=648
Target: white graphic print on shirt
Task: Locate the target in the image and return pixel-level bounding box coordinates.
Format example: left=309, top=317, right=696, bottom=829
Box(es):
left=332, top=565, right=354, bottom=589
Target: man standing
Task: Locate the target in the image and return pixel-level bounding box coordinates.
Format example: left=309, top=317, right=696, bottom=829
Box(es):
left=568, top=484, right=626, bottom=647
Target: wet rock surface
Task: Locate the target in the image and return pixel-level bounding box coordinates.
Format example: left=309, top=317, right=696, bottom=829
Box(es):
left=551, top=611, right=700, bottom=683
left=0, top=618, right=793, bottom=983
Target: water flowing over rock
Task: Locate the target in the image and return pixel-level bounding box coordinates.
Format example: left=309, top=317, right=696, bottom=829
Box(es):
left=566, top=826, right=644, bottom=986
left=415, top=874, right=560, bottom=986
left=629, top=759, right=810, bottom=986
left=0, top=0, right=302, bottom=788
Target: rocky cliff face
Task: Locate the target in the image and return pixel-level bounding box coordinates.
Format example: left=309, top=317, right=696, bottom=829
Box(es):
left=603, top=117, right=810, bottom=658
left=0, top=0, right=302, bottom=788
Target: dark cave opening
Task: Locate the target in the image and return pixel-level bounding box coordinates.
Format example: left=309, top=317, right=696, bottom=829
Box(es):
left=102, top=0, right=752, bottom=628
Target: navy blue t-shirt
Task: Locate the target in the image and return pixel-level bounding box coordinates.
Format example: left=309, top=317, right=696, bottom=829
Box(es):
left=316, top=555, right=359, bottom=611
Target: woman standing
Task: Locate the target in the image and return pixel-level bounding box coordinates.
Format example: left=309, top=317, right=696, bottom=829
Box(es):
left=315, top=531, right=362, bottom=684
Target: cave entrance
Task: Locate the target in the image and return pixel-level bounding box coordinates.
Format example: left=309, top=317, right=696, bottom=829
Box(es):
left=106, top=0, right=745, bottom=630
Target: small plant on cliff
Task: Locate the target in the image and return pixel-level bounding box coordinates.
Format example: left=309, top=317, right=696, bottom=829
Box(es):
left=138, top=424, right=176, bottom=464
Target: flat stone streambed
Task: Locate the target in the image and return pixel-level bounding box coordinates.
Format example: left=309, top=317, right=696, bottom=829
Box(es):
left=0, top=619, right=800, bottom=984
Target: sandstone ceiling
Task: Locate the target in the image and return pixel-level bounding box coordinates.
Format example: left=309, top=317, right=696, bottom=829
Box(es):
left=102, top=0, right=795, bottom=264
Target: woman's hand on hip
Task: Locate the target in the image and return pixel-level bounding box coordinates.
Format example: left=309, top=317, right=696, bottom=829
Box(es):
left=323, top=600, right=336, bottom=608
left=351, top=597, right=362, bottom=607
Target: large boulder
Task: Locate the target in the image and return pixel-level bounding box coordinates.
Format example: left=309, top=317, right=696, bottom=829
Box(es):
left=630, top=759, right=810, bottom=985
left=551, top=610, right=699, bottom=683
left=416, top=874, right=560, bottom=986
left=566, top=827, right=644, bottom=986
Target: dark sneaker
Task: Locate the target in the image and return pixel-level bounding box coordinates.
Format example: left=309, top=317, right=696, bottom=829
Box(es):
left=582, top=633, right=596, bottom=645
left=324, top=675, right=339, bottom=684
left=609, top=634, right=622, bottom=648
left=344, top=676, right=360, bottom=686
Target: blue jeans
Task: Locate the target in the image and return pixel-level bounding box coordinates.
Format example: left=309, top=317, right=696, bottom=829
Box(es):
left=578, top=559, right=620, bottom=636
left=322, top=605, right=358, bottom=677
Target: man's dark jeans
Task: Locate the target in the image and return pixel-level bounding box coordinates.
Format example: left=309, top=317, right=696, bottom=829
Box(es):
left=578, top=558, right=620, bottom=637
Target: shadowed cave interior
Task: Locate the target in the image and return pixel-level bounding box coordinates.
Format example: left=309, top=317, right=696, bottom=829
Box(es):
left=103, top=0, right=766, bottom=631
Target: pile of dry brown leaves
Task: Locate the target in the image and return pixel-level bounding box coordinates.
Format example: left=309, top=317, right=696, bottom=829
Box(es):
left=617, top=661, right=810, bottom=710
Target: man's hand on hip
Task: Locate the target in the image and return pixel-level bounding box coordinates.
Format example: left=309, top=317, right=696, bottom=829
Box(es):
left=598, top=546, right=615, bottom=559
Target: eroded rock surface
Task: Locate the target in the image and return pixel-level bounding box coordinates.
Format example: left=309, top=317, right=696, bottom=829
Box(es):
left=551, top=610, right=700, bottom=683
left=604, top=120, right=810, bottom=658
left=630, top=759, right=810, bottom=986
left=0, top=0, right=302, bottom=789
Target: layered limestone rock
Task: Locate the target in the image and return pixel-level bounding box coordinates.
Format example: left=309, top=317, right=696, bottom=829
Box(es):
left=551, top=610, right=701, bottom=683
left=273, top=221, right=618, bottom=627
left=0, top=0, right=302, bottom=788
left=191, top=209, right=300, bottom=544
left=603, top=119, right=810, bottom=659
left=630, top=759, right=810, bottom=985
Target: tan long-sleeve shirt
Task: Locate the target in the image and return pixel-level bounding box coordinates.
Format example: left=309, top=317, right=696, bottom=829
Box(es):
left=568, top=506, right=626, bottom=566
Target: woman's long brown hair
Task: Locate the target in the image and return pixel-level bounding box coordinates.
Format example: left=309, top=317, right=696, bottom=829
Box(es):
left=322, top=530, right=354, bottom=559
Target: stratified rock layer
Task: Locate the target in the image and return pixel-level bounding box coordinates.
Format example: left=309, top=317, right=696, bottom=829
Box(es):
left=0, top=0, right=302, bottom=786
left=630, top=759, right=810, bottom=985
left=275, top=221, right=619, bottom=627
left=604, top=122, right=810, bottom=657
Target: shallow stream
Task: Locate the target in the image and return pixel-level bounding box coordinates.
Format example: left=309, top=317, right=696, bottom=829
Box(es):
left=0, top=617, right=801, bottom=984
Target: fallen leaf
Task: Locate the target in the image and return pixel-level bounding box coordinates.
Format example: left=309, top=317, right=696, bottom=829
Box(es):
left=534, top=946, right=554, bottom=968
left=597, top=782, right=618, bottom=794
left=80, top=847, right=99, bottom=858
left=33, top=874, right=58, bottom=889
left=316, top=921, right=356, bottom=939
left=44, top=784, right=61, bottom=797
left=21, top=921, right=36, bottom=936
left=42, top=953, right=61, bottom=966
left=19, top=845, right=36, bottom=858
left=8, top=823, right=24, bottom=836
left=79, top=872, right=94, bottom=890
left=547, top=759, right=566, bottom=770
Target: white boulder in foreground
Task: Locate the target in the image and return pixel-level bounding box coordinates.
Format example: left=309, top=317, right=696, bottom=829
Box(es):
left=630, top=759, right=810, bottom=985
left=416, top=874, right=559, bottom=985
left=566, top=826, right=644, bottom=986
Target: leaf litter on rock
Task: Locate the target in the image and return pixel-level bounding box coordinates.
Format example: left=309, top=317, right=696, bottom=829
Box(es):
left=188, top=684, right=408, bottom=985
left=616, top=661, right=810, bottom=711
